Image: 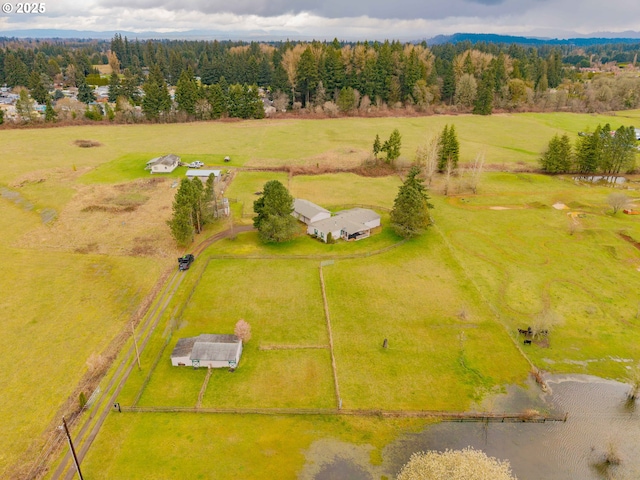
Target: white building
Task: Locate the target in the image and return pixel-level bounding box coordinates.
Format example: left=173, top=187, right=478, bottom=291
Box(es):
left=171, top=334, right=243, bottom=368
left=147, top=154, right=180, bottom=174
left=308, top=208, right=381, bottom=243
left=292, top=199, right=331, bottom=225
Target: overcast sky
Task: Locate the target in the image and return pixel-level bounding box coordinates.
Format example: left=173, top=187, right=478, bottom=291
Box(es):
left=1, top=0, right=639, bottom=39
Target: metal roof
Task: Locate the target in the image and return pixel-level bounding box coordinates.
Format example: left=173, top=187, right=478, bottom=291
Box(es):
left=186, top=169, right=221, bottom=177
left=294, top=199, right=330, bottom=219
left=310, top=208, right=380, bottom=234
left=148, top=154, right=180, bottom=166
left=171, top=334, right=240, bottom=361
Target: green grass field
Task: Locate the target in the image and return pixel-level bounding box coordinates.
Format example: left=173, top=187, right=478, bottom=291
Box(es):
left=2, top=112, right=640, bottom=478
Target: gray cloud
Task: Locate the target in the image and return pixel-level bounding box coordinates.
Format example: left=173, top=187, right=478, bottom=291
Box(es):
left=95, top=0, right=533, bottom=21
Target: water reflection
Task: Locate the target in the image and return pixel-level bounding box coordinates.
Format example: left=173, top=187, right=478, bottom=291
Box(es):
left=385, top=375, right=640, bottom=480
left=573, top=176, right=627, bottom=186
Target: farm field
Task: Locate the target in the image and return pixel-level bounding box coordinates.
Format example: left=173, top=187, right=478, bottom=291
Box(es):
left=1, top=112, right=640, bottom=478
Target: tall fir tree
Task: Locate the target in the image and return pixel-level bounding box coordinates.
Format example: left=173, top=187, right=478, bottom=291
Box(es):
left=108, top=72, right=121, bottom=102
left=175, top=68, right=199, bottom=116
left=390, top=165, right=434, bottom=238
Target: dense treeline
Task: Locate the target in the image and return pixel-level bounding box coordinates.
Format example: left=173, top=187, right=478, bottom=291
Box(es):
left=3, top=35, right=640, bottom=125
left=540, top=124, right=638, bottom=175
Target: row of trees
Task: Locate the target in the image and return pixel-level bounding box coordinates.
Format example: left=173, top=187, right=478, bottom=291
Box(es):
left=5, top=36, right=640, bottom=121
left=167, top=175, right=217, bottom=245
left=540, top=124, right=638, bottom=174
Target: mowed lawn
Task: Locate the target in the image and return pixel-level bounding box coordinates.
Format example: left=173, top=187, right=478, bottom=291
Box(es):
left=436, top=172, right=640, bottom=380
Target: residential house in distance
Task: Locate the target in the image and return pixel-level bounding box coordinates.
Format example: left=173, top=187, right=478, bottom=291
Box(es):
left=292, top=199, right=331, bottom=225
left=171, top=334, right=243, bottom=368
left=309, top=208, right=381, bottom=242
left=146, top=154, right=180, bottom=173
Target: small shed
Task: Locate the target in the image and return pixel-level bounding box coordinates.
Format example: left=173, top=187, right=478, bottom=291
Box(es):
left=171, top=334, right=243, bottom=368
left=147, top=154, right=180, bottom=174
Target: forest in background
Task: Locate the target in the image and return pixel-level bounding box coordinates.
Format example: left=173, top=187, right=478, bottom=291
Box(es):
left=2, top=35, right=640, bottom=124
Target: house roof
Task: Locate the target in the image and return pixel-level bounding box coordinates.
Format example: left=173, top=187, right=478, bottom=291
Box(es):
left=148, top=154, right=180, bottom=166
left=171, top=334, right=241, bottom=361
left=294, top=199, right=330, bottom=219
left=186, top=169, right=221, bottom=177
left=310, top=208, right=380, bottom=235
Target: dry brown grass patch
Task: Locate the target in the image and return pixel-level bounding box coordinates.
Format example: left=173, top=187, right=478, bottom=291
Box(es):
left=74, top=139, right=103, bottom=148
left=18, top=179, right=178, bottom=257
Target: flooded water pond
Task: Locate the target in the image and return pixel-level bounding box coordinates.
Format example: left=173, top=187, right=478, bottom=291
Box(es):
left=305, top=375, right=640, bottom=479
left=573, top=175, right=627, bottom=186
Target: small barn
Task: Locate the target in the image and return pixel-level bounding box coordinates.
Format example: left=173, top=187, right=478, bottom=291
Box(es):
left=171, top=334, right=243, bottom=368
left=147, top=154, right=180, bottom=174
left=292, top=199, right=331, bottom=225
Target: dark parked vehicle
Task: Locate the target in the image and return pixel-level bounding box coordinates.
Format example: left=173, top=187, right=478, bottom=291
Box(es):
left=178, top=254, right=195, bottom=270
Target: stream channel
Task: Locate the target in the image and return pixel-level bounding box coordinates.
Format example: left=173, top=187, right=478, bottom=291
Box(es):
left=304, top=374, right=640, bottom=479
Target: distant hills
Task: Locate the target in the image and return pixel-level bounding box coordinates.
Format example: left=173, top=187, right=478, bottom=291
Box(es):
left=425, top=32, right=640, bottom=46
left=1, top=29, right=640, bottom=45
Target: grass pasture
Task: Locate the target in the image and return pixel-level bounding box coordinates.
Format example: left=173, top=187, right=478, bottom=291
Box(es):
left=2, top=112, right=640, bottom=478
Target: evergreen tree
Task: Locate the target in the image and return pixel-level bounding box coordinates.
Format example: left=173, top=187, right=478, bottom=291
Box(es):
left=437, top=124, right=460, bottom=171
left=28, top=71, right=49, bottom=104
left=473, top=69, right=494, bottom=115
left=296, top=47, right=318, bottom=107
left=373, top=134, right=382, bottom=158
left=390, top=165, right=434, bottom=238
left=575, top=127, right=602, bottom=174
left=108, top=72, right=121, bottom=102
left=540, top=134, right=572, bottom=173
left=337, top=86, right=357, bottom=112
left=167, top=178, right=195, bottom=245
left=206, top=83, right=227, bottom=118
left=175, top=68, right=199, bottom=115
left=44, top=97, right=57, bottom=122
left=120, top=69, right=140, bottom=104
left=0, top=107, right=4, bottom=125
left=253, top=180, right=298, bottom=243
left=4, top=53, right=29, bottom=88
left=142, top=66, right=172, bottom=121
left=77, top=77, right=96, bottom=104
left=382, top=129, right=402, bottom=163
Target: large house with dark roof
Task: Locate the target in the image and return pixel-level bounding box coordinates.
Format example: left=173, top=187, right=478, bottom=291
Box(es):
left=171, top=334, right=243, bottom=368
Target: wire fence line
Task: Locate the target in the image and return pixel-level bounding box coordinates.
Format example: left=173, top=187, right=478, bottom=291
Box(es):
left=117, top=405, right=567, bottom=422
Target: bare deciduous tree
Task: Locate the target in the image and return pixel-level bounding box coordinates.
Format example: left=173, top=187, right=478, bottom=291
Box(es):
left=608, top=193, right=630, bottom=214
left=234, top=319, right=252, bottom=343
left=443, top=156, right=455, bottom=196
left=627, top=363, right=640, bottom=400
left=531, top=308, right=563, bottom=339
left=467, top=151, right=485, bottom=194
left=416, top=136, right=439, bottom=186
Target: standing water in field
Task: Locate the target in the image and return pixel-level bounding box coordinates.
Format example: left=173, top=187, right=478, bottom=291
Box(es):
left=384, top=374, right=640, bottom=479
left=573, top=175, right=627, bottom=186
left=304, top=374, right=640, bottom=479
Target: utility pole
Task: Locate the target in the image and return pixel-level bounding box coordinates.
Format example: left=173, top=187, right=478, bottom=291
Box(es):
left=132, top=322, right=141, bottom=369
left=62, top=417, right=84, bottom=480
